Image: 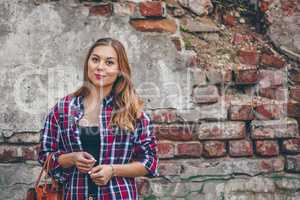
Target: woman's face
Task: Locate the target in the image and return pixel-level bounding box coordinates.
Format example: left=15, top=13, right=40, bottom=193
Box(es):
left=87, top=45, right=120, bottom=89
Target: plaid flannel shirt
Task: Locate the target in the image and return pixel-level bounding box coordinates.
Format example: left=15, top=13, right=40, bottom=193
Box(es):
left=38, top=91, right=159, bottom=200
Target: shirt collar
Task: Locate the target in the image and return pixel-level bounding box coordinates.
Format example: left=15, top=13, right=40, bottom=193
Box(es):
left=78, top=90, right=114, bottom=111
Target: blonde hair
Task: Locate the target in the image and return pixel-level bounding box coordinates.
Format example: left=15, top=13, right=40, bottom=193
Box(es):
left=71, top=37, right=144, bottom=132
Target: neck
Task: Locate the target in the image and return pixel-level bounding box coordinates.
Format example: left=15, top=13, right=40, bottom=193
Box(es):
left=88, top=85, right=113, bottom=102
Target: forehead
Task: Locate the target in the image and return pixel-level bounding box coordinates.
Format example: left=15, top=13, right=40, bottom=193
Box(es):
left=91, top=45, right=118, bottom=60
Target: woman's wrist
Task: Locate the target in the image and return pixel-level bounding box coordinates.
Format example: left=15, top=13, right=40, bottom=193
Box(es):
left=58, top=152, right=77, bottom=168
left=110, top=164, right=115, bottom=177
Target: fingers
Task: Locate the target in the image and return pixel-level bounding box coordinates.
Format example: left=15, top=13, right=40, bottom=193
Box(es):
left=83, top=152, right=95, bottom=160
left=89, top=165, right=102, bottom=174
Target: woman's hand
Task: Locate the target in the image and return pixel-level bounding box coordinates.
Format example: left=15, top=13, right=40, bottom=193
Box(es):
left=89, top=165, right=114, bottom=186
left=72, top=152, right=96, bottom=173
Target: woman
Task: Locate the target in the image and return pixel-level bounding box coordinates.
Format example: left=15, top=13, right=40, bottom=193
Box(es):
left=38, top=37, right=159, bottom=200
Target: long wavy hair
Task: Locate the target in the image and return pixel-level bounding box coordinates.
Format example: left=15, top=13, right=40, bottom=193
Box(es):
left=71, top=37, right=144, bottom=132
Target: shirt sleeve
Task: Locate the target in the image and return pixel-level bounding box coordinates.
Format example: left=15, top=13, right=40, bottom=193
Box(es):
left=37, top=102, right=73, bottom=184
left=132, top=112, right=159, bottom=178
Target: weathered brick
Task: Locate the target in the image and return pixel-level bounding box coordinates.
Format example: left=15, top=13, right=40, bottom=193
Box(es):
left=205, top=66, right=232, bottom=84
left=113, top=1, right=136, bottom=16
left=157, top=140, right=175, bottom=158
left=251, top=118, right=299, bottom=139
left=229, top=94, right=254, bottom=121
left=139, top=1, right=165, bottom=17
left=260, top=53, right=285, bottom=69
left=197, top=121, right=246, bottom=140
left=231, top=33, right=252, bottom=45
left=175, top=142, right=202, bottom=157
left=202, top=141, right=226, bottom=158
left=282, top=138, right=300, bottom=154
left=234, top=64, right=258, bottom=85
left=192, top=85, right=219, bottom=104
left=238, top=48, right=259, bottom=65
left=190, top=67, right=207, bottom=86
left=259, top=86, right=288, bottom=101
left=21, top=145, right=40, bottom=160
left=159, top=160, right=182, bottom=176
left=179, top=157, right=284, bottom=178
left=290, top=86, right=300, bottom=101
left=149, top=109, right=177, bottom=123
left=255, top=140, right=279, bottom=157
left=154, top=124, right=195, bottom=141
left=176, top=102, right=228, bottom=122
left=258, top=69, right=284, bottom=88
left=89, top=3, right=113, bottom=16
left=129, top=19, right=177, bottom=33
left=229, top=140, right=253, bottom=157
left=0, top=144, right=39, bottom=162
left=0, top=145, right=19, bottom=162
left=285, top=155, right=300, bottom=172
left=254, top=99, right=286, bottom=120
left=287, top=100, right=300, bottom=117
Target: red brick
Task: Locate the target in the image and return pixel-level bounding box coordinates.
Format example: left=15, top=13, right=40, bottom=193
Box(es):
left=154, top=124, right=195, bottom=141
left=203, top=141, right=226, bottom=158
left=149, top=109, right=177, bottom=123
left=129, top=19, right=177, bottom=33
left=260, top=157, right=284, bottom=172
left=223, top=15, right=236, bottom=26
left=290, top=86, right=300, bottom=101
left=229, top=95, right=254, bottom=121
left=231, top=33, right=252, bottom=45
left=229, top=140, right=253, bottom=157
left=287, top=100, right=300, bottom=117
left=281, top=0, right=298, bottom=16
left=22, top=145, right=40, bottom=160
left=251, top=118, right=299, bottom=139
left=89, top=3, right=113, bottom=16
left=254, top=101, right=286, bottom=120
left=205, top=67, right=232, bottom=84
left=0, top=145, right=19, bottom=162
left=235, top=64, right=258, bottom=84
left=175, top=142, right=202, bottom=157
left=157, top=140, right=175, bottom=158
left=258, top=69, right=284, bottom=88
left=282, top=138, right=300, bottom=154
left=260, top=53, right=285, bottom=69
left=238, top=48, right=259, bottom=65
left=259, top=86, right=287, bottom=101
left=192, top=85, right=219, bottom=104
left=139, top=1, right=164, bottom=17
left=255, top=140, right=279, bottom=157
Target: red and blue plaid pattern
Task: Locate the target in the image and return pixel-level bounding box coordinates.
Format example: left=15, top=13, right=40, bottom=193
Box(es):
left=38, top=91, right=159, bottom=200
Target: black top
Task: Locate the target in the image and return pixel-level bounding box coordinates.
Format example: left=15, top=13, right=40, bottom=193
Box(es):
left=79, top=125, right=100, bottom=196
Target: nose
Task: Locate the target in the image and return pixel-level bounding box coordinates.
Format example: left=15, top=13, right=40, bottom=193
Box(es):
left=96, top=60, right=106, bottom=71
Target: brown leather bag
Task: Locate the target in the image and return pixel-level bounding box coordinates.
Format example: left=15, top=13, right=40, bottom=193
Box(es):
left=26, top=153, right=64, bottom=200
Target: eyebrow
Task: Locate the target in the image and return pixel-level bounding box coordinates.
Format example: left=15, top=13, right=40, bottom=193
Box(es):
left=91, top=54, right=117, bottom=60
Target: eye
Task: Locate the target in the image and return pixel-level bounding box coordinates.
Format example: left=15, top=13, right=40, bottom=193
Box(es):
left=106, top=61, right=114, bottom=65
left=91, top=57, right=98, bottom=62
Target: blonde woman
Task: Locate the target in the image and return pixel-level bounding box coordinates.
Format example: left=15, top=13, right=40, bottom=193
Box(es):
left=38, top=37, right=159, bottom=200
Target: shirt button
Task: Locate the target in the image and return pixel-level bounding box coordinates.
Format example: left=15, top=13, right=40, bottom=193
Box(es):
left=88, top=196, right=94, bottom=200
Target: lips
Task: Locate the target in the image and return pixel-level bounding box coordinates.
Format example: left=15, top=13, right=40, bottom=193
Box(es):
left=95, top=74, right=105, bottom=80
